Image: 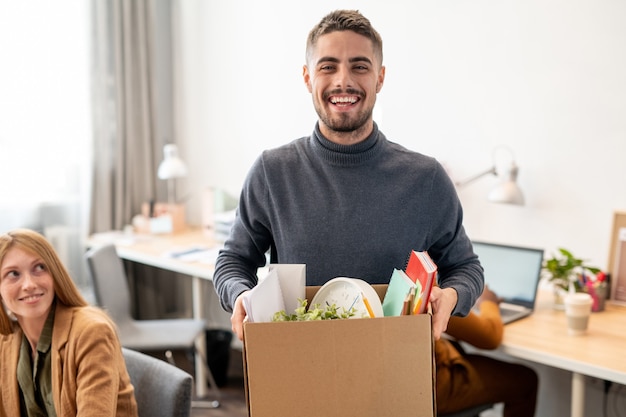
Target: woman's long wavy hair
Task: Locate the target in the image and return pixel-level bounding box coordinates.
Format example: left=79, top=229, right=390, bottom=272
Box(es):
left=0, top=228, right=88, bottom=334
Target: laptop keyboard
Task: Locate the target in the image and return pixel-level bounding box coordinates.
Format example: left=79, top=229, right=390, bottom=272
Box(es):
left=500, top=307, right=521, bottom=318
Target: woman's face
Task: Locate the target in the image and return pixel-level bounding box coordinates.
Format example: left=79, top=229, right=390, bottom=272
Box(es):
left=0, top=246, right=55, bottom=326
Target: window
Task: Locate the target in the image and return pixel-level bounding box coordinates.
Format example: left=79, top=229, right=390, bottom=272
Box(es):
left=0, top=0, right=91, bottom=287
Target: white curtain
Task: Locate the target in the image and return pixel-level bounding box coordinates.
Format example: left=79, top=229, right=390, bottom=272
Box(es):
left=90, top=0, right=172, bottom=233
left=90, top=0, right=187, bottom=319
left=0, top=1, right=92, bottom=290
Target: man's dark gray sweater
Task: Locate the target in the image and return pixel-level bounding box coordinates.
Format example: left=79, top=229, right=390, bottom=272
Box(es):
left=213, top=123, right=483, bottom=317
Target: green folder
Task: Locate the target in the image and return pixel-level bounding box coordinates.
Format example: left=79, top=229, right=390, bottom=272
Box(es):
left=382, top=269, right=421, bottom=316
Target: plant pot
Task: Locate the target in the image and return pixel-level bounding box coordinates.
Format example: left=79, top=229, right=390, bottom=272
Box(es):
left=553, top=286, right=567, bottom=310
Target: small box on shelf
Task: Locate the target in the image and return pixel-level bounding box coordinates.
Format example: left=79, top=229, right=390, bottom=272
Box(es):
left=133, top=202, right=186, bottom=234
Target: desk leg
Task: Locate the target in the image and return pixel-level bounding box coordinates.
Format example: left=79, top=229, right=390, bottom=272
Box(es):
left=571, top=372, right=585, bottom=417
left=192, top=276, right=208, bottom=398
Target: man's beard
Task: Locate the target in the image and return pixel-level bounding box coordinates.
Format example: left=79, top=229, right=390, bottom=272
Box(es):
left=315, top=105, right=372, bottom=133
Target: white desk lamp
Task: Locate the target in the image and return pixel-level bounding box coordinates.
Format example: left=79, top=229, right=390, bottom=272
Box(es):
left=455, top=146, right=525, bottom=206
left=157, top=144, right=188, bottom=206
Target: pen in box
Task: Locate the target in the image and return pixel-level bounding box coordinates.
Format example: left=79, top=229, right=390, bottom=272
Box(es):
left=361, top=293, right=375, bottom=318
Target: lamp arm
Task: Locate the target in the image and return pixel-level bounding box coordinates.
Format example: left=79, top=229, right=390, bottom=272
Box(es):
left=454, top=166, right=497, bottom=187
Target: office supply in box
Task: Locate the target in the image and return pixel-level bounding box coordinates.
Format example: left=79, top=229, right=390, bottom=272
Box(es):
left=405, top=250, right=438, bottom=314
left=268, top=264, right=306, bottom=315
left=309, top=277, right=383, bottom=318
left=241, top=264, right=306, bottom=323
left=382, top=268, right=418, bottom=316
left=242, top=284, right=435, bottom=417
left=241, top=269, right=284, bottom=323
left=381, top=250, right=437, bottom=317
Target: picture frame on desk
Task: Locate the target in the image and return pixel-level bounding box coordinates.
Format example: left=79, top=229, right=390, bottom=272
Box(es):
left=608, top=211, right=626, bottom=305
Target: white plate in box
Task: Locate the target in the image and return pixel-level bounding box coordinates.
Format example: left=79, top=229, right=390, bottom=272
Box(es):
left=310, top=277, right=383, bottom=318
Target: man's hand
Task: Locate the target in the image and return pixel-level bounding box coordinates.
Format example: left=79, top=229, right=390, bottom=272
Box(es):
left=429, top=286, right=458, bottom=340
left=231, top=291, right=250, bottom=341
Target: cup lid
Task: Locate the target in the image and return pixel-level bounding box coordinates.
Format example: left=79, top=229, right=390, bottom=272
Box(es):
left=565, top=292, right=592, bottom=304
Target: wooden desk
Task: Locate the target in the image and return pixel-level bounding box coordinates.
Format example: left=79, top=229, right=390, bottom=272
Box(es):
left=91, top=231, right=626, bottom=415
left=88, top=228, right=221, bottom=397
left=494, top=291, right=626, bottom=417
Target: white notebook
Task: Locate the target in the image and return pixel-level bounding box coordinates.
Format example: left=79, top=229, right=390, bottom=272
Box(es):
left=242, top=264, right=306, bottom=323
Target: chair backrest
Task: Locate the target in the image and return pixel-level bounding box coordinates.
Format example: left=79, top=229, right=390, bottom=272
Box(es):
left=122, top=348, right=193, bottom=417
left=85, top=244, right=133, bottom=324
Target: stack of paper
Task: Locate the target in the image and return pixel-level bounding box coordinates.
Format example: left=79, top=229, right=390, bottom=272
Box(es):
left=213, top=209, right=237, bottom=241
left=241, top=264, right=306, bottom=322
left=164, top=246, right=220, bottom=264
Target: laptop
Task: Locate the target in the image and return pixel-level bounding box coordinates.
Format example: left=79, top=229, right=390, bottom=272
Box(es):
left=472, top=241, right=544, bottom=324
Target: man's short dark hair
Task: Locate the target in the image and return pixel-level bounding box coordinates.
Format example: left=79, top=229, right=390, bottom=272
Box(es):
left=306, top=10, right=383, bottom=67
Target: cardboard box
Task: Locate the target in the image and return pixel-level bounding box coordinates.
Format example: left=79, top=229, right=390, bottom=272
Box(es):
left=242, top=285, right=435, bottom=417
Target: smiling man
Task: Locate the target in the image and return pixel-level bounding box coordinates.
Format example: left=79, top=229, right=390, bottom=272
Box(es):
left=214, top=8, right=483, bottom=341
left=214, top=8, right=482, bottom=350
left=212, top=10, right=538, bottom=415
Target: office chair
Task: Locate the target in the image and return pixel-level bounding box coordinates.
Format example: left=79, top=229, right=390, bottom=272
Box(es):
left=123, top=347, right=193, bottom=417
left=85, top=243, right=221, bottom=408
left=439, top=403, right=495, bottom=417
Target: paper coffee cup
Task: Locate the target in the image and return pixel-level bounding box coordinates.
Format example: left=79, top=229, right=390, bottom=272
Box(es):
left=564, top=293, right=592, bottom=336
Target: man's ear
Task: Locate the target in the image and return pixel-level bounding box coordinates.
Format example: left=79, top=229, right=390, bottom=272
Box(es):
left=376, top=66, right=386, bottom=93
left=303, top=65, right=312, bottom=93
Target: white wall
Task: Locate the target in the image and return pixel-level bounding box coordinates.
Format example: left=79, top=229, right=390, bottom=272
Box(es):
left=175, top=0, right=626, bottom=272
left=174, top=1, right=626, bottom=415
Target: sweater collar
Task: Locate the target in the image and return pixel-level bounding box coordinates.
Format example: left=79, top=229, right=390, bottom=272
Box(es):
left=311, top=122, right=384, bottom=165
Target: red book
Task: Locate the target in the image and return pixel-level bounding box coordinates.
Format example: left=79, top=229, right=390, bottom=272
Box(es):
left=404, top=250, right=437, bottom=314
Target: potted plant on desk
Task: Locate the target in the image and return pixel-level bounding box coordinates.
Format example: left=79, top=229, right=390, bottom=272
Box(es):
left=542, top=248, right=602, bottom=309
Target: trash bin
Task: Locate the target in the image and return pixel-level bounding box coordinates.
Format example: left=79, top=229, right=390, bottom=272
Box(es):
left=205, top=329, right=233, bottom=387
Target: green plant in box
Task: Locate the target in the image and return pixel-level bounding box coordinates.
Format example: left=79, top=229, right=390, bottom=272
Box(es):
left=272, top=298, right=356, bottom=321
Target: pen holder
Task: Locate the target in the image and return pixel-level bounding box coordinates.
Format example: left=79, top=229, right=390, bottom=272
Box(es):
left=583, top=281, right=608, bottom=312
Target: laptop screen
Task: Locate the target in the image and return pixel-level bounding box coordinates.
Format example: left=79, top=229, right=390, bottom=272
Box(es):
left=472, top=241, right=544, bottom=309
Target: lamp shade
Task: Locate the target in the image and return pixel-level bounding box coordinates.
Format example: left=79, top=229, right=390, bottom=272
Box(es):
left=157, top=144, right=188, bottom=180
left=454, top=147, right=525, bottom=206
left=487, top=182, right=525, bottom=205
left=487, top=163, right=524, bottom=205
